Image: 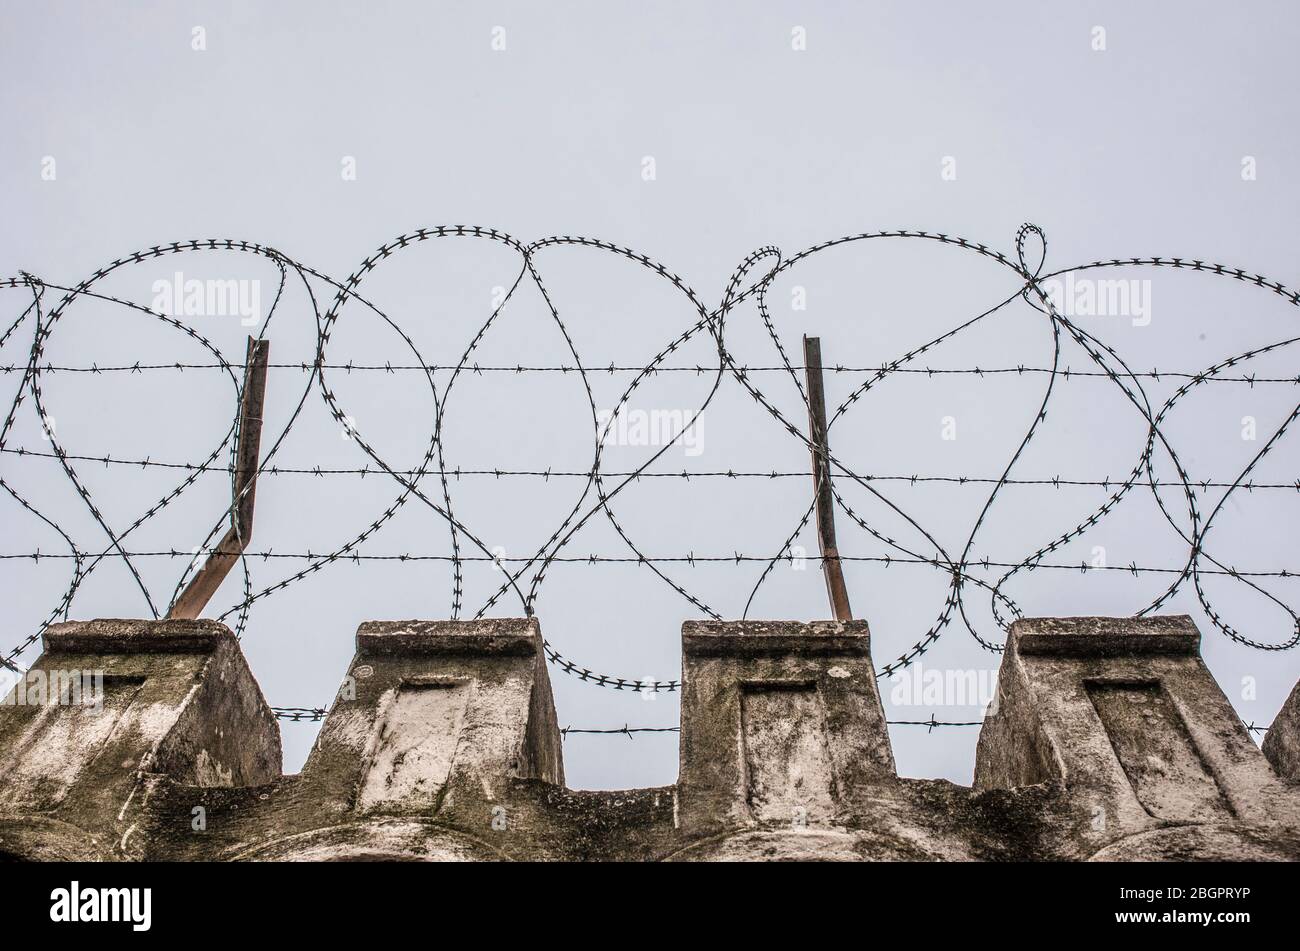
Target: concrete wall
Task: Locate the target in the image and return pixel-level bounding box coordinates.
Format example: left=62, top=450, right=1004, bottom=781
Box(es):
left=1, top=613, right=1298, bottom=861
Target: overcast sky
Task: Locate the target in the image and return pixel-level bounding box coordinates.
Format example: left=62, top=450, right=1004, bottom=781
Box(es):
left=3, top=1, right=1298, bottom=789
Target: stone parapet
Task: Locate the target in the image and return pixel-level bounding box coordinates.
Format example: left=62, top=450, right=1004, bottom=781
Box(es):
left=1, top=613, right=1297, bottom=861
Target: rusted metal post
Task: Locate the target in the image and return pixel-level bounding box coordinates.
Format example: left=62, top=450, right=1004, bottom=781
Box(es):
left=803, top=336, right=853, bottom=622
left=169, top=337, right=269, bottom=619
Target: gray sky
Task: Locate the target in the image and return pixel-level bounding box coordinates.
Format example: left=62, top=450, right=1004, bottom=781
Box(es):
left=2, top=0, right=1298, bottom=788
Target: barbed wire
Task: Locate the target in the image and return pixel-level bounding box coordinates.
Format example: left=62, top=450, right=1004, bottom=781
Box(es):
left=271, top=710, right=1270, bottom=738
left=555, top=718, right=995, bottom=738
left=4, top=360, right=1297, bottom=384
left=4, top=445, right=1298, bottom=491
left=0, top=548, right=1292, bottom=578
left=268, top=712, right=990, bottom=733
left=2, top=224, right=1297, bottom=724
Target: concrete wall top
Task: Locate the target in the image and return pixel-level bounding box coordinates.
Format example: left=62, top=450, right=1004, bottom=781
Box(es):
left=2, top=613, right=1299, bottom=861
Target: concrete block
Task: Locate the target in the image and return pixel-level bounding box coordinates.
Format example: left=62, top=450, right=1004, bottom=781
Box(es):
left=0, top=618, right=280, bottom=860
left=1263, top=677, right=1300, bottom=781
left=974, top=615, right=1300, bottom=859
left=677, top=619, right=893, bottom=836
left=301, top=618, right=562, bottom=816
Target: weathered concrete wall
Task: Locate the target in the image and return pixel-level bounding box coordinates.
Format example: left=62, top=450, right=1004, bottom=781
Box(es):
left=0, top=618, right=280, bottom=861
left=975, top=616, right=1300, bottom=860
left=676, top=620, right=895, bottom=848
left=1263, top=677, right=1300, bottom=781
left=1, top=613, right=1297, bottom=861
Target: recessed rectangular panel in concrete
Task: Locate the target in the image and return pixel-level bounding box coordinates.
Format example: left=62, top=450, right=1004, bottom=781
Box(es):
left=740, top=682, right=836, bottom=824
left=0, top=675, right=145, bottom=810
left=1085, top=681, right=1232, bottom=823
left=358, top=680, right=471, bottom=810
